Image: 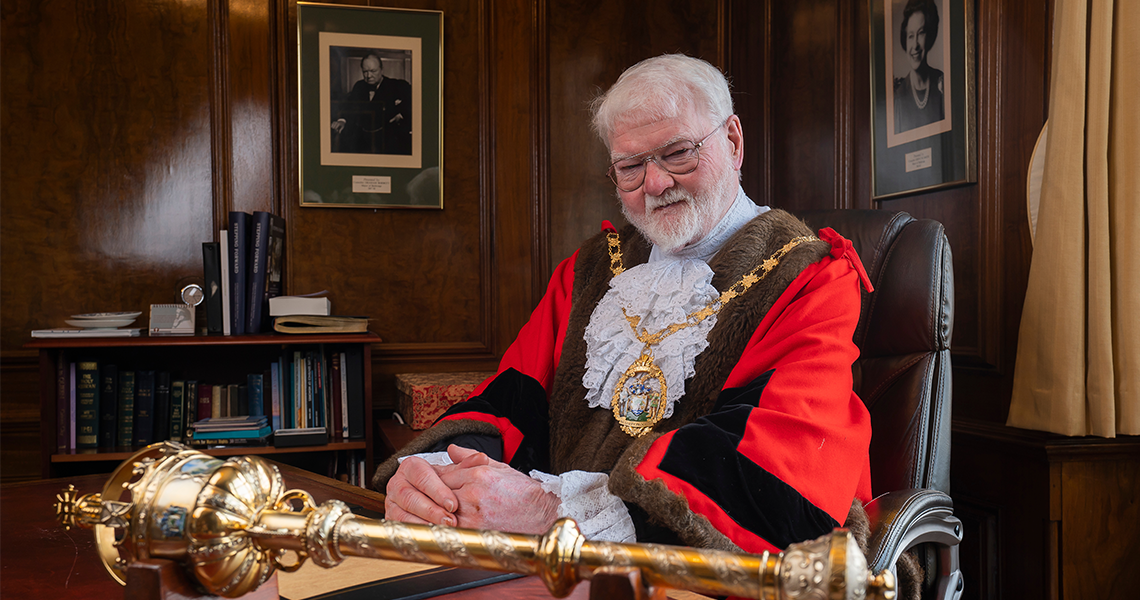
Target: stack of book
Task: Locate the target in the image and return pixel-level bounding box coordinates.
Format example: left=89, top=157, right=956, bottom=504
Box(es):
left=189, top=415, right=270, bottom=447
left=269, top=294, right=370, bottom=334
left=202, top=210, right=286, bottom=335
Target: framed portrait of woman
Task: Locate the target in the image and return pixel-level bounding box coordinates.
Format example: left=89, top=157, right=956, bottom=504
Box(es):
left=869, top=0, right=975, bottom=200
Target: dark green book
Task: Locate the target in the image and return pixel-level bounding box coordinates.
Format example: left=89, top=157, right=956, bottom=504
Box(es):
left=75, top=359, right=100, bottom=449
left=185, top=380, right=198, bottom=434
left=98, top=365, right=118, bottom=448
left=169, top=381, right=185, bottom=442
left=154, top=372, right=171, bottom=443
left=134, top=370, right=156, bottom=446
left=117, top=371, right=136, bottom=447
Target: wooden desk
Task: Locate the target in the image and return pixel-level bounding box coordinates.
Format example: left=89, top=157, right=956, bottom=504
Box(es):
left=0, top=462, right=588, bottom=600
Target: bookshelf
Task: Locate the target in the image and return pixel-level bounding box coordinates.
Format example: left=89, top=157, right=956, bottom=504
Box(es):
left=26, top=332, right=379, bottom=481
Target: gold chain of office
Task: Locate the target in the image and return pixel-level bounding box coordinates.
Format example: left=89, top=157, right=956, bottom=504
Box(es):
left=604, top=231, right=818, bottom=436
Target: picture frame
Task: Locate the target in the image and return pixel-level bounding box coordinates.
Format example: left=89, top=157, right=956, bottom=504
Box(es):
left=869, top=0, right=975, bottom=200
left=297, top=2, right=443, bottom=208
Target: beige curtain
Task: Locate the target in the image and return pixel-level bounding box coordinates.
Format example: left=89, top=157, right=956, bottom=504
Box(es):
left=1008, top=0, right=1139, bottom=437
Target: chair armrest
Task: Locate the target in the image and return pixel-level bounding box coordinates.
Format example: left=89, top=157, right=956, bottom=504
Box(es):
left=864, top=489, right=964, bottom=600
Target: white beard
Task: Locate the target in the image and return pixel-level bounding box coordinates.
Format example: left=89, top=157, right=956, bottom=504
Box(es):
left=621, top=159, right=738, bottom=254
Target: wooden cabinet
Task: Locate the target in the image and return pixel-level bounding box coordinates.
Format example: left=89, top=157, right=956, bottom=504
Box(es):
left=26, top=332, right=378, bottom=480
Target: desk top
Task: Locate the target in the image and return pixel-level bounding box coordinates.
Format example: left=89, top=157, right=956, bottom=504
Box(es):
left=0, top=463, right=590, bottom=600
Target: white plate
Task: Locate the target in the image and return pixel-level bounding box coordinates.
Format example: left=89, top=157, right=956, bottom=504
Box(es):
left=70, top=311, right=143, bottom=320
left=65, top=318, right=137, bottom=329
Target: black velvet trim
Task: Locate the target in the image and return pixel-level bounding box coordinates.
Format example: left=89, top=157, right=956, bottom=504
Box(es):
left=435, top=368, right=551, bottom=473
left=624, top=501, right=684, bottom=546
left=658, top=370, right=840, bottom=549
left=425, top=433, right=504, bottom=462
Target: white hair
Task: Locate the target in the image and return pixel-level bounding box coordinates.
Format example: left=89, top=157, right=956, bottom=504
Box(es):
left=590, top=54, right=734, bottom=149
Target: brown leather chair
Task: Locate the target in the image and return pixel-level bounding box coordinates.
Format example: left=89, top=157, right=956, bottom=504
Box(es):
left=796, top=209, right=962, bottom=600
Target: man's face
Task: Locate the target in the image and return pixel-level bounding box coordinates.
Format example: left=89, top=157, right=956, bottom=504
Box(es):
left=609, top=113, right=741, bottom=253
left=905, top=13, right=929, bottom=71
left=361, top=57, right=382, bottom=86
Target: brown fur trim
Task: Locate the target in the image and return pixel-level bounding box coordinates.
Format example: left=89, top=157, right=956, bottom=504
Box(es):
left=845, top=498, right=871, bottom=556
left=845, top=498, right=923, bottom=600
left=370, top=419, right=500, bottom=491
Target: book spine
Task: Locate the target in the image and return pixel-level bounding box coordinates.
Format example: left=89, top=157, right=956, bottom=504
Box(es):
left=211, top=385, right=223, bottom=419
left=134, top=371, right=156, bottom=446
left=184, top=381, right=198, bottom=429
left=98, top=364, right=118, bottom=448
left=169, top=381, right=184, bottom=442
left=56, top=357, right=69, bottom=451
left=75, top=359, right=100, bottom=449
left=330, top=352, right=343, bottom=442
left=269, top=361, right=281, bottom=431
left=220, top=229, right=231, bottom=335
left=228, top=211, right=250, bottom=335
left=305, top=351, right=314, bottom=428
left=70, top=363, right=76, bottom=449
left=154, top=372, right=171, bottom=443
left=202, top=241, right=224, bottom=334
left=117, top=371, right=135, bottom=447
left=246, top=211, right=269, bottom=333
left=198, top=383, right=213, bottom=424
left=248, top=373, right=264, bottom=417
left=340, top=351, right=349, bottom=440
left=345, top=346, right=365, bottom=439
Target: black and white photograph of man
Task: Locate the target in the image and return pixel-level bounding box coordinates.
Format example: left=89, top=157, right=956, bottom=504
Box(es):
left=329, top=49, right=413, bottom=156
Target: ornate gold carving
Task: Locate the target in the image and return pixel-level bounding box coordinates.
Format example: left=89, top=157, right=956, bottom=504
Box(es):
left=55, top=443, right=894, bottom=600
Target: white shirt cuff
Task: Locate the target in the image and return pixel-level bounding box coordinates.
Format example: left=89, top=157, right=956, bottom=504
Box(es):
left=529, top=470, right=636, bottom=543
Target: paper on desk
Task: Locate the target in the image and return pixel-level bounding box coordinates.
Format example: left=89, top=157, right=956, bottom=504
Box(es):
left=277, top=556, right=435, bottom=599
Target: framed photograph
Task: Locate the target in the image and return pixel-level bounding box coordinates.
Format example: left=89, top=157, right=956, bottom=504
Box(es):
left=869, top=0, right=975, bottom=200
left=297, top=2, right=443, bottom=208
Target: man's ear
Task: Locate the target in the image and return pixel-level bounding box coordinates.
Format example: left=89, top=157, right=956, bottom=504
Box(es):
left=725, top=114, right=744, bottom=170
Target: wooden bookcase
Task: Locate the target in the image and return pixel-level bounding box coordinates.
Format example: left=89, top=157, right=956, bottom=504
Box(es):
left=26, top=332, right=379, bottom=480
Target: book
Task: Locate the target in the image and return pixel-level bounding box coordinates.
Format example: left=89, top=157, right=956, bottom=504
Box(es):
left=185, top=380, right=198, bottom=431
left=56, top=359, right=69, bottom=451
left=273, top=315, right=369, bottom=334
left=192, top=425, right=272, bottom=441
left=344, top=345, right=365, bottom=439
left=187, top=435, right=271, bottom=447
left=70, top=363, right=76, bottom=449
left=269, top=361, right=281, bottom=431
left=117, top=371, right=135, bottom=447
left=211, top=384, right=222, bottom=419
left=220, top=229, right=232, bottom=336
left=202, top=241, right=224, bottom=334
left=246, top=211, right=286, bottom=333
left=228, top=211, right=251, bottom=335
left=190, top=415, right=268, bottom=432
left=75, top=359, right=100, bottom=449
left=273, top=426, right=328, bottom=448
left=98, top=365, right=118, bottom=448
left=269, top=295, right=331, bottom=317
left=169, top=380, right=185, bottom=442
left=339, top=351, right=349, bottom=440
left=197, top=383, right=213, bottom=424
left=330, top=352, right=343, bottom=442
left=154, top=372, right=172, bottom=443
left=32, top=328, right=141, bottom=338
left=248, top=373, right=264, bottom=417
left=134, top=370, right=156, bottom=446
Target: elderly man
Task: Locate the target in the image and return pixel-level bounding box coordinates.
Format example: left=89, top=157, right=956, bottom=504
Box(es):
left=374, top=54, right=873, bottom=555
left=332, top=53, right=412, bottom=155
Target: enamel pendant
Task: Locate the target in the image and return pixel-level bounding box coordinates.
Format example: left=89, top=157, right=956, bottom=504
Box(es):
left=611, top=350, right=668, bottom=437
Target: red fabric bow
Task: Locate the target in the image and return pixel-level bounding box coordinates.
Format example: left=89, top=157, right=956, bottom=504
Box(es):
left=818, top=227, right=873, bottom=292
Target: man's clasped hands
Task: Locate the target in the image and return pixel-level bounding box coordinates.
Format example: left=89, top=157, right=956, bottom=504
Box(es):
left=384, top=444, right=561, bottom=534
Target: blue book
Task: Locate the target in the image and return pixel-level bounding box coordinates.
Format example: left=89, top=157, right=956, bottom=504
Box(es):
left=246, top=211, right=285, bottom=333
left=192, top=425, right=272, bottom=440
left=134, top=371, right=156, bottom=446
left=270, top=361, right=281, bottom=431
left=228, top=211, right=251, bottom=335
left=248, top=373, right=264, bottom=417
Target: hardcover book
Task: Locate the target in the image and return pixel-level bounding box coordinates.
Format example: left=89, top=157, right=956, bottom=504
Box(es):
left=228, top=211, right=251, bottom=335
left=274, top=315, right=369, bottom=335
left=185, top=380, right=198, bottom=430
left=246, top=211, right=286, bottom=333
left=248, top=373, right=264, bottom=417
left=220, top=229, right=231, bottom=335
left=269, top=295, right=331, bottom=317
left=56, top=359, right=70, bottom=451
left=98, top=365, right=118, bottom=448
left=154, top=372, right=171, bottom=443
left=345, top=346, right=365, bottom=439
left=117, top=371, right=136, bottom=447
left=134, top=370, right=156, bottom=446
left=202, top=241, right=224, bottom=334
left=197, top=383, right=213, bottom=424
left=169, top=380, right=185, bottom=442
left=75, top=359, right=100, bottom=449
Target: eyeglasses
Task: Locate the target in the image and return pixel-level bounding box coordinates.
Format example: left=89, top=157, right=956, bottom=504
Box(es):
left=606, top=120, right=727, bottom=192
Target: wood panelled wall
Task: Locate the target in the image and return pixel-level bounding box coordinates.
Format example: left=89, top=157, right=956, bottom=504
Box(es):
left=9, top=1, right=1122, bottom=598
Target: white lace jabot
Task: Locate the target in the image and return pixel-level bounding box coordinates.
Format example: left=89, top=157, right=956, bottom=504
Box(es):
left=583, top=189, right=768, bottom=417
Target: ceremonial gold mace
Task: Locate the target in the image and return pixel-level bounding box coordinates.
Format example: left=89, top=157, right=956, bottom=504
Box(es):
left=55, top=442, right=895, bottom=599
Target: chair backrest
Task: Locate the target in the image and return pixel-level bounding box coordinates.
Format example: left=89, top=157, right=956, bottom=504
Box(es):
left=795, top=210, right=954, bottom=496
